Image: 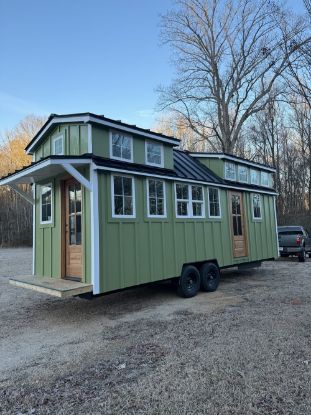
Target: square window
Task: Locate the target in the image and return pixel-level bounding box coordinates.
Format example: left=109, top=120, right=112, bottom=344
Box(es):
left=111, top=132, right=133, bottom=162
left=146, top=141, right=163, bottom=166
left=53, top=136, right=63, bottom=155
left=238, top=166, right=248, bottom=183
left=225, top=162, right=236, bottom=181
left=250, top=170, right=260, bottom=185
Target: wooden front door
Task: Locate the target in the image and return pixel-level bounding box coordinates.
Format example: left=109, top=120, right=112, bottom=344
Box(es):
left=230, top=192, right=247, bottom=257
left=64, top=179, right=83, bottom=280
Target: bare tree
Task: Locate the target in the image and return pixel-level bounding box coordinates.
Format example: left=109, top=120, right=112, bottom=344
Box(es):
left=158, top=0, right=310, bottom=153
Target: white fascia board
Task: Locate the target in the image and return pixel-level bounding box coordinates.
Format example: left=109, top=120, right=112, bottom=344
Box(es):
left=190, top=153, right=276, bottom=172
left=0, top=158, right=91, bottom=186
left=27, top=115, right=179, bottom=154
left=94, top=165, right=278, bottom=196
left=90, top=163, right=100, bottom=294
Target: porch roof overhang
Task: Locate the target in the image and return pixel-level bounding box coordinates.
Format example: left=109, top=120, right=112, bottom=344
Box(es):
left=0, top=156, right=92, bottom=186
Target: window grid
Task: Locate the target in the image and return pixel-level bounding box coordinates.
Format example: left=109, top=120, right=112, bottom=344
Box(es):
left=111, top=132, right=133, bottom=162
left=225, top=162, right=236, bottom=181
left=146, top=141, right=163, bottom=166
left=252, top=194, right=262, bottom=219
left=175, top=184, right=204, bottom=218
left=147, top=179, right=166, bottom=217
left=112, top=175, right=135, bottom=217
left=40, top=183, right=52, bottom=224
left=208, top=188, right=221, bottom=218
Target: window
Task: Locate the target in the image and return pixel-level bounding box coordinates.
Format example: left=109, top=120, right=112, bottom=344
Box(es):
left=175, top=183, right=204, bottom=218
left=208, top=188, right=221, bottom=218
left=147, top=179, right=166, bottom=217
left=238, top=165, right=248, bottom=183
left=110, top=131, right=133, bottom=162
left=146, top=141, right=163, bottom=166
left=250, top=169, right=260, bottom=185
left=252, top=194, right=262, bottom=219
left=225, top=162, right=236, bottom=181
left=261, top=171, right=270, bottom=187
left=52, top=135, right=64, bottom=155
left=40, top=183, right=52, bottom=224
left=112, top=175, right=135, bottom=217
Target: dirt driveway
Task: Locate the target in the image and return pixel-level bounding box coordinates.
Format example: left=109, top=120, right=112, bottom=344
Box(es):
left=1, top=248, right=311, bottom=415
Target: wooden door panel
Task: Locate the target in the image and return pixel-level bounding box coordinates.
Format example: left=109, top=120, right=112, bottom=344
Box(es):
left=64, top=179, right=83, bottom=279
left=230, top=192, right=247, bottom=258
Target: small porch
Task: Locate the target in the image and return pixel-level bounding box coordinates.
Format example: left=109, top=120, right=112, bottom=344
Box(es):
left=9, top=275, right=93, bottom=298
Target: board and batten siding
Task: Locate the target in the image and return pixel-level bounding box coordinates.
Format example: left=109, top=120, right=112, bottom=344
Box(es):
left=34, top=124, right=89, bottom=161
left=34, top=171, right=92, bottom=283
left=97, top=172, right=278, bottom=294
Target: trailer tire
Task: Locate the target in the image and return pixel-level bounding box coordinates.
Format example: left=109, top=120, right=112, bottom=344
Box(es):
left=200, top=262, right=220, bottom=292
left=177, top=265, right=201, bottom=298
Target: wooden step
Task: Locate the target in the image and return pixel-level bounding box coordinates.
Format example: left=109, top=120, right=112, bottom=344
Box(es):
left=9, top=276, right=93, bottom=298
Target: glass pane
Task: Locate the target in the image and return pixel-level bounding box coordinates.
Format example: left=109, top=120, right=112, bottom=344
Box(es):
left=177, top=201, right=188, bottom=216
left=69, top=186, right=75, bottom=214
left=69, top=215, right=76, bottom=245
left=112, top=133, right=122, bottom=146
left=237, top=216, right=242, bottom=235
left=123, top=177, right=132, bottom=196
left=112, top=143, right=121, bottom=158
left=149, top=180, right=156, bottom=197
left=176, top=184, right=188, bottom=200
left=157, top=198, right=164, bottom=215
left=149, top=198, right=157, bottom=215
left=114, top=176, right=123, bottom=195
left=233, top=216, right=238, bottom=235
left=156, top=181, right=164, bottom=198
left=114, top=196, right=123, bottom=215
left=193, top=202, right=202, bottom=216
left=75, top=186, right=82, bottom=213
left=122, top=147, right=131, bottom=160
left=76, top=214, right=81, bottom=245
left=192, top=186, right=203, bottom=201
left=124, top=196, right=133, bottom=215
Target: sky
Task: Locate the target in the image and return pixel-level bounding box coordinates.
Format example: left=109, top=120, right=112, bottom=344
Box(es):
left=0, top=0, right=307, bottom=134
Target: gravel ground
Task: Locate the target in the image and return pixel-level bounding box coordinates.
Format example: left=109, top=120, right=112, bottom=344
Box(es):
left=1, top=248, right=311, bottom=415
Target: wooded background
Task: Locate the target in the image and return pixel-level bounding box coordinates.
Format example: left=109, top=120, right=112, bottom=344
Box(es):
left=1, top=0, right=311, bottom=246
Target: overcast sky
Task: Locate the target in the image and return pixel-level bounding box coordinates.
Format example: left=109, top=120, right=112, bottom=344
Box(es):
left=0, top=0, right=307, bottom=134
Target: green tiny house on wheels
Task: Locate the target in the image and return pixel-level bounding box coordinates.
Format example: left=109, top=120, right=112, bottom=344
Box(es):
left=0, top=113, right=279, bottom=298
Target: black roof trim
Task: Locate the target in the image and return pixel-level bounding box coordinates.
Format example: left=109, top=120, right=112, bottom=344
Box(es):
left=25, top=112, right=180, bottom=152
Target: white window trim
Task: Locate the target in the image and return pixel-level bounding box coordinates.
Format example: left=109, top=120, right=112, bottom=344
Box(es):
left=145, top=140, right=164, bottom=167
left=238, top=165, right=248, bottom=184
left=174, top=183, right=205, bottom=219
left=251, top=193, right=262, bottom=220
left=207, top=188, right=222, bottom=219
left=109, top=130, right=133, bottom=163
left=52, top=135, right=64, bottom=155
left=261, top=171, right=270, bottom=187
left=40, top=182, right=53, bottom=224
left=250, top=169, right=260, bottom=185
left=225, top=162, right=236, bottom=181
left=111, top=174, right=136, bottom=218
left=146, top=179, right=167, bottom=218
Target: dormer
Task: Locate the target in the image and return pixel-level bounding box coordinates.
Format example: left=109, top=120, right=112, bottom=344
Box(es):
left=190, top=153, right=276, bottom=188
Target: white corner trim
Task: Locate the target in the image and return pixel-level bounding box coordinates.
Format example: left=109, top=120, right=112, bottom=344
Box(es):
left=61, top=163, right=92, bottom=191
left=90, top=164, right=100, bottom=294
left=87, top=124, right=92, bottom=153
left=274, top=196, right=280, bottom=255
left=32, top=184, right=36, bottom=276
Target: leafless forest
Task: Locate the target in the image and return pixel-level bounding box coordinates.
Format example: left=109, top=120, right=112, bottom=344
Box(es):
left=1, top=0, right=311, bottom=246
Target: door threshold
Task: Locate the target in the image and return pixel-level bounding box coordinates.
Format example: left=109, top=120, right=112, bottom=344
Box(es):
left=64, top=276, right=82, bottom=282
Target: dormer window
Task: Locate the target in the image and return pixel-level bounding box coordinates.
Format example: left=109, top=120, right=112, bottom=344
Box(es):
left=52, top=135, right=64, bottom=155
left=110, top=131, right=133, bottom=162
left=238, top=165, right=248, bottom=183
left=250, top=169, right=260, bottom=185
left=225, top=162, right=236, bottom=181
left=146, top=141, right=163, bottom=167
left=261, top=171, right=270, bottom=187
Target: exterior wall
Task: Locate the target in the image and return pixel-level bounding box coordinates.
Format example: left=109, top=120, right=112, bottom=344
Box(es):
left=97, top=172, right=278, bottom=294
left=34, top=169, right=91, bottom=283
left=34, top=124, right=89, bottom=161
left=92, top=125, right=174, bottom=169
left=198, top=158, right=224, bottom=177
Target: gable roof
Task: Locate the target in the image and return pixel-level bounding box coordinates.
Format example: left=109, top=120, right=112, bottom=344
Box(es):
left=25, top=113, right=180, bottom=154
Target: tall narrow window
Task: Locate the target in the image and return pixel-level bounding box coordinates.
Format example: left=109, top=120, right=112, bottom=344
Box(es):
left=261, top=172, right=269, bottom=187
left=191, top=185, right=204, bottom=217
left=40, top=183, right=52, bottom=224
left=225, top=162, right=236, bottom=181
left=175, top=183, right=205, bottom=218
left=110, top=131, right=133, bottom=162
left=52, top=135, right=64, bottom=155
left=176, top=183, right=189, bottom=217
left=208, top=188, right=221, bottom=218
left=112, top=175, right=135, bottom=217
left=252, top=194, right=262, bottom=219
left=146, top=141, right=163, bottom=166
left=250, top=169, right=260, bottom=185
left=238, top=165, right=248, bottom=183
left=147, top=179, right=166, bottom=217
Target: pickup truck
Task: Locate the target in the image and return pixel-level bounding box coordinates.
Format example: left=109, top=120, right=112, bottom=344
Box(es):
left=278, top=226, right=311, bottom=262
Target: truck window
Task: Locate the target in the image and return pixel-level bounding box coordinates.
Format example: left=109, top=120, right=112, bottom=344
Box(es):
left=278, top=230, right=303, bottom=236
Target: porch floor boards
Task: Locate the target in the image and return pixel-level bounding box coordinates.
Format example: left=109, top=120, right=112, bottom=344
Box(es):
left=9, top=276, right=92, bottom=298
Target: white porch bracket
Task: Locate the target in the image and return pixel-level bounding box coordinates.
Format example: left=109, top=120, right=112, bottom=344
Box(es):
left=61, top=163, right=92, bottom=191
left=9, top=184, right=34, bottom=205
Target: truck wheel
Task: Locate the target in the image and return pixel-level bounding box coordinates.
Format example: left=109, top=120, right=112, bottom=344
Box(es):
left=200, top=262, right=220, bottom=292
left=299, top=249, right=306, bottom=262
left=177, top=265, right=201, bottom=298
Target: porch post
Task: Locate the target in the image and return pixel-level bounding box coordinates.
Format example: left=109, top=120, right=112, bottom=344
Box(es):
left=90, top=163, right=100, bottom=294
